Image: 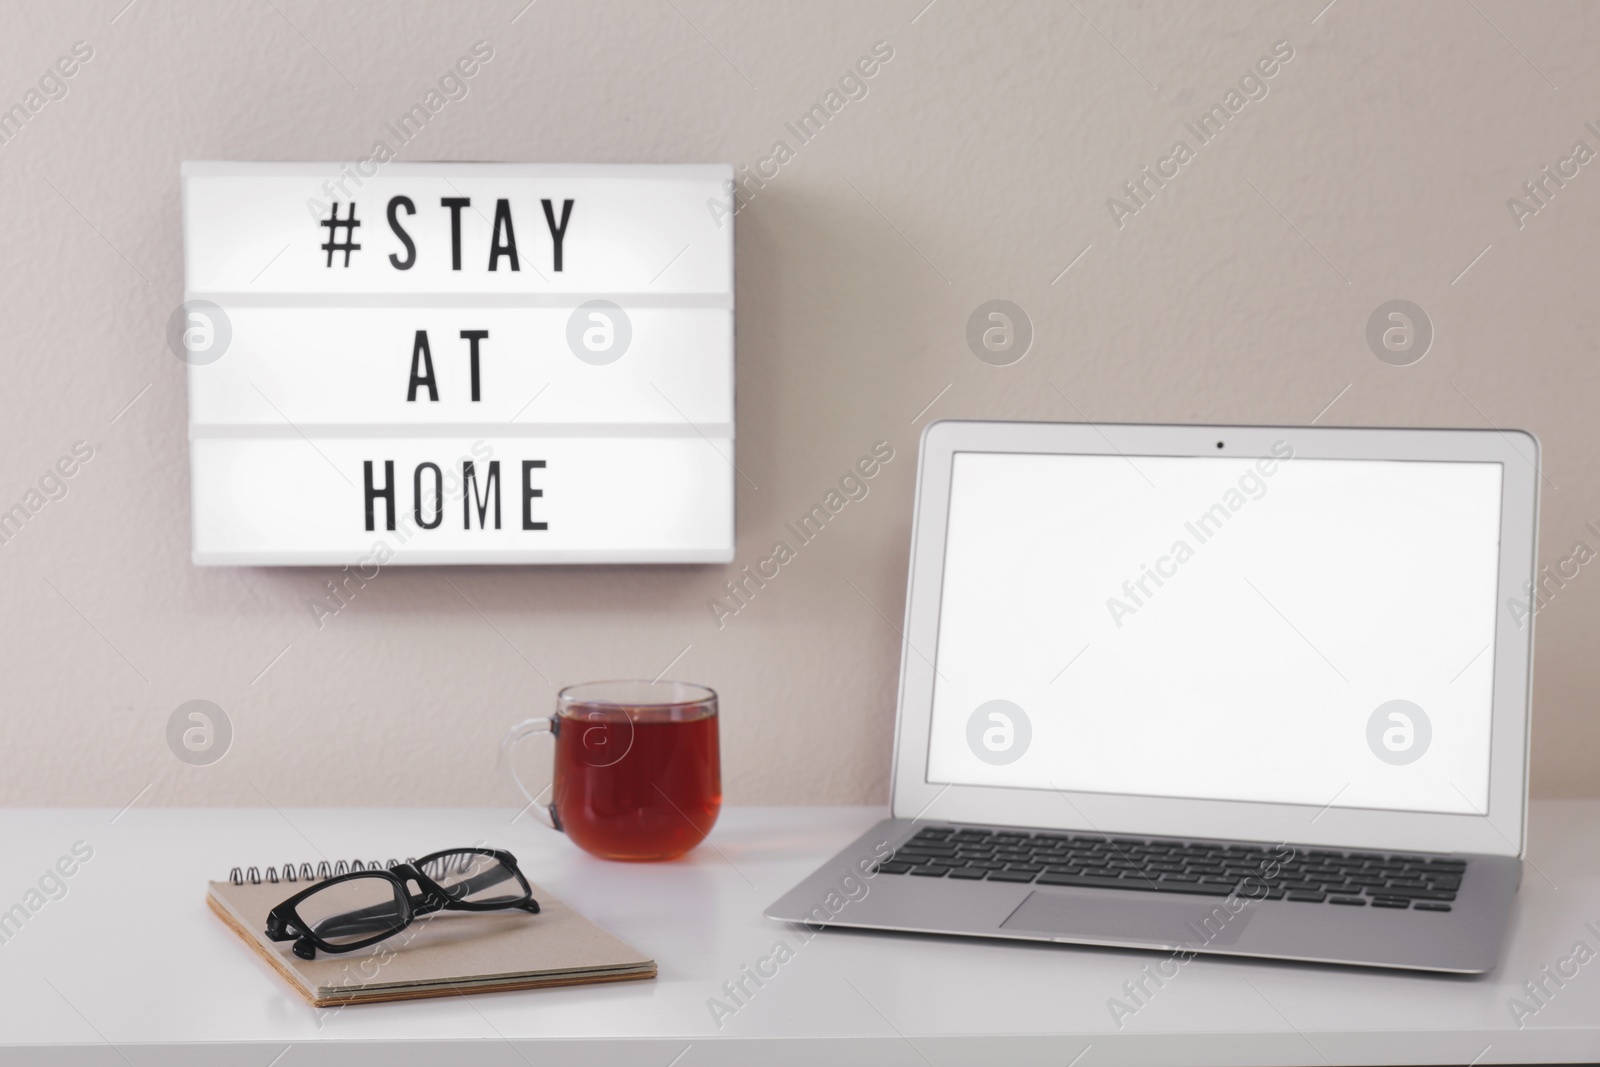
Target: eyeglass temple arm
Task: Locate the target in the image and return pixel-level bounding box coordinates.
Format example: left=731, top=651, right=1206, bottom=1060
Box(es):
left=311, top=866, right=533, bottom=937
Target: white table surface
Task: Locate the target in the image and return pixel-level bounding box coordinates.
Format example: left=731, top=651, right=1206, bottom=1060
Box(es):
left=0, top=802, right=1597, bottom=1066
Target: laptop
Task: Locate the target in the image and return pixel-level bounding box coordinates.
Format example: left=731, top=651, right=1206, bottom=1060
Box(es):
left=767, top=420, right=1539, bottom=973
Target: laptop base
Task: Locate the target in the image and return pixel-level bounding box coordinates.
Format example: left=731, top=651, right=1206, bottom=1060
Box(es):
left=765, top=819, right=1520, bottom=975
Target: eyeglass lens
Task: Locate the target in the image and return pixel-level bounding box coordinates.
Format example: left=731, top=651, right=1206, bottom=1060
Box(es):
left=298, top=873, right=408, bottom=946
left=421, top=851, right=524, bottom=905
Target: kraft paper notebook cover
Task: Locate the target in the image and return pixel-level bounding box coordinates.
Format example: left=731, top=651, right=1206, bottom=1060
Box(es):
left=207, top=869, right=656, bottom=1007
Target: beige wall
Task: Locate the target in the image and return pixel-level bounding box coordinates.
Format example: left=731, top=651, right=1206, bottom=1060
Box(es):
left=2, top=0, right=1596, bottom=808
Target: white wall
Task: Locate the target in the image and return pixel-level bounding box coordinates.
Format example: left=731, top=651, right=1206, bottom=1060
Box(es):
left=2, top=0, right=1596, bottom=807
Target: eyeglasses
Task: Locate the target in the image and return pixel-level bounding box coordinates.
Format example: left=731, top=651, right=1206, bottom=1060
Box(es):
left=265, top=848, right=540, bottom=960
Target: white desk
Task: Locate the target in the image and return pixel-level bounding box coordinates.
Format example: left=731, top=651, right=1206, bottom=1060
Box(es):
left=1, top=803, right=1597, bottom=1066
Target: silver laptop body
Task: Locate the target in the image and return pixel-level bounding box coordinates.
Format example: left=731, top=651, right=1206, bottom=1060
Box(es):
left=767, top=421, right=1538, bottom=974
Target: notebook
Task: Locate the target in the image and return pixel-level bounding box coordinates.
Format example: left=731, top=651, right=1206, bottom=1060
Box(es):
left=207, top=860, right=656, bottom=1007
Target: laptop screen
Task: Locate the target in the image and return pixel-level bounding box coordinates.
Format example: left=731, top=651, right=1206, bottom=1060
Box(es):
left=925, top=446, right=1505, bottom=816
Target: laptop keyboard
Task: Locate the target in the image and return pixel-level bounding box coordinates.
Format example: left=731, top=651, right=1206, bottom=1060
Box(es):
left=874, top=826, right=1463, bottom=911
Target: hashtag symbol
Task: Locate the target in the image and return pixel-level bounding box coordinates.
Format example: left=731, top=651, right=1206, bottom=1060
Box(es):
left=320, top=202, right=361, bottom=267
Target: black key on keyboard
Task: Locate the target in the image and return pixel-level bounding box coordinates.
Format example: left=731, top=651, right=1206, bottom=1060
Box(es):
left=1366, top=886, right=1456, bottom=900
left=1036, top=873, right=1131, bottom=890
left=1036, top=872, right=1231, bottom=896
left=1151, top=880, right=1234, bottom=897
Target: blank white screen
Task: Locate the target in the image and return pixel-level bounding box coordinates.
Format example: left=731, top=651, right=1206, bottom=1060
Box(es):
left=925, top=449, right=1503, bottom=815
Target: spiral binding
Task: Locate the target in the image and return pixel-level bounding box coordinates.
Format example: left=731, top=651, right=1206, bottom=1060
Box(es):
left=230, top=858, right=407, bottom=886
left=228, top=852, right=481, bottom=886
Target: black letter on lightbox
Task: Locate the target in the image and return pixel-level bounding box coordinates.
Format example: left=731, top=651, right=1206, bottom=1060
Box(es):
left=414, top=462, right=443, bottom=530
left=460, top=329, right=488, bottom=402
left=464, top=460, right=501, bottom=530
left=522, top=459, right=547, bottom=530
left=440, top=197, right=470, bottom=271
left=541, top=198, right=573, bottom=272
left=365, top=460, right=395, bottom=531
left=407, top=331, right=438, bottom=402
left=387, top=196, right=416, bottom=270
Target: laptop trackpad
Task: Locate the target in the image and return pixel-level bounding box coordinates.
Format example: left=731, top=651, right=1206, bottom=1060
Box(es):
left=1001, top=889, right=1253, bottom=947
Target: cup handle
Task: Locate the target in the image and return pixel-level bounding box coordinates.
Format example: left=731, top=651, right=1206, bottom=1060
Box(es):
left=500, top=716, right=563, bottom=832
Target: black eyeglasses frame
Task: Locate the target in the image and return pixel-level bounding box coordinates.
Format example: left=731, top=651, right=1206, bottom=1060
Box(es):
left=264, top=847, right=539, bottom=960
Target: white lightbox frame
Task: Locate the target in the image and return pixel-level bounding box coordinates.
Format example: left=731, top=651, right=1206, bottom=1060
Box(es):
left=180, top=161, right=735, bottom=565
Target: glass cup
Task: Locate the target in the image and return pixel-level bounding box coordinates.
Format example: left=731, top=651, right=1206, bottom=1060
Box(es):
left=502, top=681, right=721, bottom=861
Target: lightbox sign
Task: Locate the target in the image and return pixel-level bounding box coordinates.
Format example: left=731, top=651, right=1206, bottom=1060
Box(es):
left=179, top=162, right=734, bottom=565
